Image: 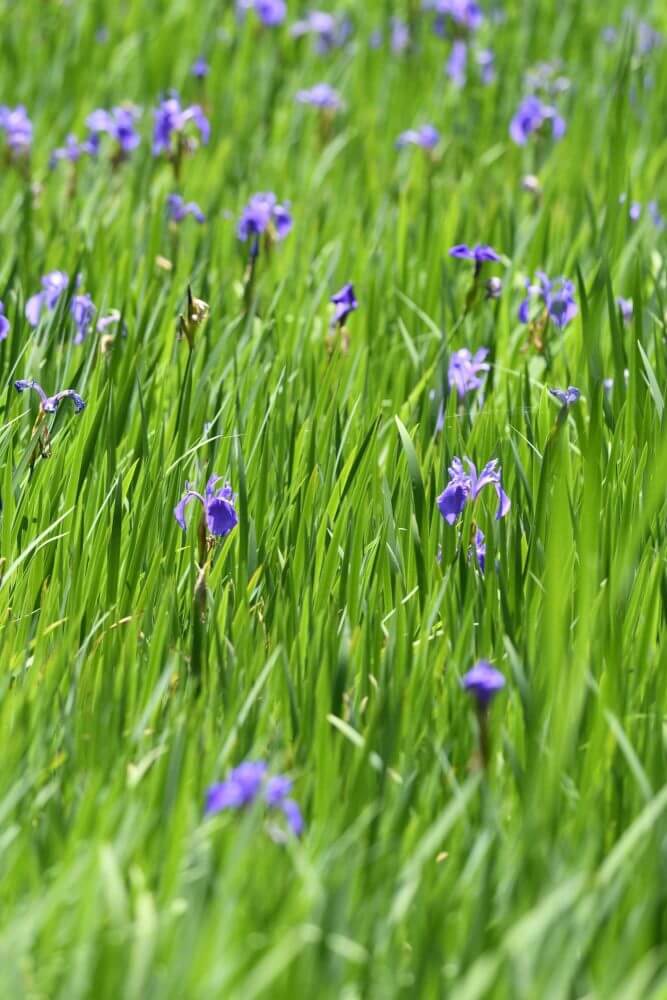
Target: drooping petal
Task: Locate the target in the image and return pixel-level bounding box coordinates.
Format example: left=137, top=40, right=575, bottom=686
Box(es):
left=173, top=489, right=204, bottom=530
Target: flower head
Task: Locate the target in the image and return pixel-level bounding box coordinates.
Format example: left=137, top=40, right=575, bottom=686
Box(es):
left=153, top=96, right=209, bottom=156
left=617, top=297, right=633, bottom=324
left=450, top=243, right=501, bottom=264
left=0, top=301, right=10, bottom=341
left=14, top=378, right=86, bottom=414
left=448, top=348, right=489, bottom=399
left=519, top=272, right=577, bottom=329
left=191, top=56, right=209, bottom=79
left=510, top=95, right=566, bottom=145
left=447, top=40, right=468, bottom=87
left=296, top=84, right=343, bottom=110
left=86, top=105, right=140, bottom=155
left=71, top=293, right=96, bottom=344
left=167, top=193, right=206, bottom=224
left=49, top=132, right=99, bottom=168
left=0, top=105, right=33, bottom=154
left=549, top=386, right=580, bottom=408
left=174, top=476, right=238, bottom=538
left=291, top=10, right=348, bottom=51
left=330, top=283, right=358, bottom=327
left=237, top=192, right=292, bottom=249
left=396, top=124, right=440, bottom=149
left=25, top=270, right=70, bottom=327
left=238, top=0, right=286, bottom=27
left=437, top=456, right=510, bottom=525
left=461, top=660, right=505, bottom=706
left=205, top=760, right=304, bottom=836
left=425, top=0, right=483, bottom=32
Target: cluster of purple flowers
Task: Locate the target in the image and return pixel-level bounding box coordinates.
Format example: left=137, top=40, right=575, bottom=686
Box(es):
left=25, top=269, right=120, bottom=344
left=205, top=760, right=304, bottom=837
left=0, top=105, right=33, bottom=155
left=518, top=271, right=577, bottom=329
left=174, top=476, right=238, bottom=539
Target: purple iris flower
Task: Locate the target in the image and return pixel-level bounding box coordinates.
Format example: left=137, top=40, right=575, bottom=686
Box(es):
left=237, top=192, right=292, bottom=247
left=167, top=193, right=206, bottom=224
left=648, top=201, right=665, bottom=230
left=153, top=96, right=210, bottom=156
left=238, top=0, right=287, bottom=27
left=174, top=476, right=238, bottom=538
left=629, top=201, right=642, bottom=222
left=14, top=378, right=86, bottom=413
left=396, top=125, right=440, bottom=149
left=25, top=270, right=70, bottom=327
left=425, top=0, right=483, bottom=31
left=330, top=283, right=358, bottom=327
left=437, top=456, right=510, bottom=525
left=71, top=293, right=96, bottom=344
left=448, top=348, right=489, bottom=399
left=476, top=48, right=495, bottom=85
left=447, top=40, right=468, bottom=87
left=461, top=660, right=505, bottom=706
left=0, top=301, right=9, bottom=341
left=390, top=17, right=410, bottom=53
left=509, top=96, right=566, bottom=145
left=49, top=133, right=99, bottom=168
left=617, top=297, right=633, bottom=324
left=450, top=244, right=501, bottom=265
left=205, top=761, right=304, bottom=836
left=549, top=386, right=580, bottom=408
left=191, top=56, right=209, bottom=79
left=296, top=84, right=342, bottom=110
left=518, top=271, right=577, bottom=329
left=0, top=105, right=33, bottom=154
left=291, top=11, right=347, bottom=52
left=86, top=106, right=141, bottom=155
left=472, top=528, right=486, bottom=573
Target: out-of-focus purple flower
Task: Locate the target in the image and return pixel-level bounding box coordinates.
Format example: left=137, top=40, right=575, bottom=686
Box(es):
left=461, top=660, right=505, bottom=706
left=636, top=19, right=662, bottom=56
left=153, top=96, right=210, bottom=156
left=174, top=476, right=238, bottom=538
left=425, top=0, right=483, bottom=32
left=205, top=761, right=304, bottom=836
left=447, top=40, right=468, bottom=87
left=602, top=26, right=618, bottom=46
left=86, top=106, right=141, bottom=155
left=524, top=61, right=570, bottom=97
left=485, top=277, right=503, bottom=300
left=14, top=378, right=86, bottom=413
left=396, top=124, right=440, bottom=150
left=330, top=283, right=358, bottom=327
left=25, top=270, right=70, bottom=327
left=191, top=56, right=209, bottom=79
left=648, top=201, right=665, bottom=230
left=97, top=309, right=123, bottom=333
left=450, top=244, right=501, bottom=264
left=238, top=0, right=287, bottom=26
left=617, top=297, right=633, bottom=324
left=390, top=17, right=410, bottom=53
left=629, top=201, right=642, bottom=222
left=476, top=48, right=495, bottom=85
left=519, top=271, right=577, bottom=329
left=49, top=132, right=99, bottom=168
left=549, top=386, right=580, bottom=408
left=509, top=96, right=566, bottom=145
left=448, top=347, right=489, bottom=399
left=472, top=528, right=486, bottom=573
left=437, top=456, right=510, bottom=525
left=71, top=293, right=96, bottom=345
left=237, top=192, right=292, bottom=249
left=0, top=301, right=10, bottom=341
left=167, top=193, right=206, bottom=224
left=291, top=10, right=348, bottom=52
left=296, top=84, right=343, bottom=110
left=0, top=105, right=33, bottom=154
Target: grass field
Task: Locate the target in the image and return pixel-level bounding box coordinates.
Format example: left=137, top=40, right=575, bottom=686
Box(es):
left=2, top=1, right=667, bottom=996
